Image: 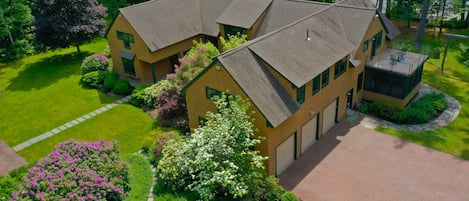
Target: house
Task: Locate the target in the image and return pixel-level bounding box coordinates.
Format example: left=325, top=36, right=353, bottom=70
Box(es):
left=108, top=0, right=428, bottom=175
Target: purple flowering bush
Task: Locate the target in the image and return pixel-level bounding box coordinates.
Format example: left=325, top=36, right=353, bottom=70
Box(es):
left=155, top=88, right=189, bottom=133
left=81, top=53, right=109, bottom=75
left=11, top=140, right=130, bottom=201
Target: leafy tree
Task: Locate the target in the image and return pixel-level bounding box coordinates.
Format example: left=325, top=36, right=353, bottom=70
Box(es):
left=155, top=87, right=189, bottom=133
left=98, top=0, right=128, bottom=19
left=156, top=95, right=272, bottom=200
left=220, top=33, right=248, bottom=52
left=31, top=0, right=107, bottom=54
left=0, top=0, right=34, bottom=62
left=391, top=0, right=419, bottom=29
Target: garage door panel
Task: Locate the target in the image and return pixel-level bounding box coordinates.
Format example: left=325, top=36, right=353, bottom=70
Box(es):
left=301, top=115, right=317, bottom=154
left=276, top=135, right=295, bottom=175
left=323, top=99, right=337, bottom=135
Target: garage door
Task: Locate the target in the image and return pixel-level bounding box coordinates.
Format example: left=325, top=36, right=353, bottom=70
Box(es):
left=323, top=99, right=337, bottom=135
left=276, top=134, right=295, bottom=175
left=301, top=115, right=318, bottom=154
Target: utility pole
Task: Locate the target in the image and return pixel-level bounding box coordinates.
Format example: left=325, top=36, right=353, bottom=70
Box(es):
left=0, top=7, right=14, bottom=44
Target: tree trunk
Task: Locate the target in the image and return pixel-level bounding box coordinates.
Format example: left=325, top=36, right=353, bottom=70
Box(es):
left=386, top=0, right=392, bottom=18
left=439, top=0, right=447, bottom=37
left=461, top=0, right=467, bottom=23
left=416, top=0, right=430, bottom=49
left=76, top=44, right=81, bottom=54
left=378, top=0, right=384, bottom=12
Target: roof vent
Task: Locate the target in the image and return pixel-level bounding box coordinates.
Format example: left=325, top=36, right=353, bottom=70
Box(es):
left=306, top=29, right=311, bottom=41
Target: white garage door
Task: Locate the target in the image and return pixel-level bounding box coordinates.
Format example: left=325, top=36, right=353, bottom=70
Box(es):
left=301, top=115, right=318, bottom=154
left=276, top=134, right=295, bottom=175
left=323, top=99, right=337, bottom=135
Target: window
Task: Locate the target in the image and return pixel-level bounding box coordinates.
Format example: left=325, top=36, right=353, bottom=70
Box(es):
left=205, top=87, right=222, bottom=99
left=224, top=25, right=247, bottom=38
left=122, top=58, right=136, bottom=76
left=321, top=69, right=329, bottom=88
left=266, top=120, right=273, bottom=128
left=357, top=72, right=364, bottom=91
left=312, top=75, right=320, bottom=95
left=117, top=31, right=135, bottom=49
left=363, top=40, right=369, bottom=52
left=374, top=31, right=382, bottom=48
left=297, top=85, right=305, bottom=104
left=334, top=57, right=347, bottom=79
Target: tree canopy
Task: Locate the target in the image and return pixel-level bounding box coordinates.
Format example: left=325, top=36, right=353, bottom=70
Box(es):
left=31, top=0, right=107, bottom=54
left=0, top=0, right=34, bottom=62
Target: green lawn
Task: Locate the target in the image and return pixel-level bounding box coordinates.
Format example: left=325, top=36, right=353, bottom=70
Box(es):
left=0, top=38, right=153, bottom=163
left=377, top=28, right=469, bottom=160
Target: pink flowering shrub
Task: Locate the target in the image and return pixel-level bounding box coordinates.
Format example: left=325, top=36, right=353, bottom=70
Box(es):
left=155, top=88, right=188, bottom=133
left=11, top=140, right=130, bottom=201
left=81, top=53, right=109, bottom=75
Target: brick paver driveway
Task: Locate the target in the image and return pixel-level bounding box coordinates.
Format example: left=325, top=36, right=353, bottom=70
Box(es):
left=279, top=122, right=469, bottom=201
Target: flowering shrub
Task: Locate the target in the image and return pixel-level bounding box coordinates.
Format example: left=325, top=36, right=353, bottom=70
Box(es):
left=11, top=140, right=130, bottom=201
left=166, top=40, right=219, bottom=91
left=81, top=53, right=109, bottom=75
left=155, top=88, right=188, bottom=133
left=150, top=131, right=179, bottom=165
left=220, top=33, right=248, bottom=52
left=142, top=80, right=172, bottom=109
left=129, top=83, right=151, bottom=108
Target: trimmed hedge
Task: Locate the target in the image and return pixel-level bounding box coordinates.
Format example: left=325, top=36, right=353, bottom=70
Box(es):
left=103, top=71, right=120, bottom=91
left=81, top=71, right=105, bottom=88
left=129, top=83, right=152, bottom=108
left=112, top=79, right=131, bottom=95
left=360, top=93, right=448, bottom=124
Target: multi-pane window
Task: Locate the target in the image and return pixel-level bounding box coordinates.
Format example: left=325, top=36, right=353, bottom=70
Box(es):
left=375, top=31, right=383, bottom=48
left=334, top=57, right=347, bottom=79
left=357, top=72, right=364, bottom=91
left=122, top=58, right=136, bottom=76
left=322, top=69, right=329, bottom=88
left=363, top=40, right=369, bottom=52
left=117, top=31, right=135, bottom=49
left=297, top=85, right=305, bottom=104
left=205, top=87, right=222, bottom=99
left=312, top=75, right=320, bottom=95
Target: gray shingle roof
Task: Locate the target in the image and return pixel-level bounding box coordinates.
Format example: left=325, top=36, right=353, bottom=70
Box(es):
left=338, top=0, right=376, bottom=8
left=248, top=6, right=355, bottom=87
left=218, top=48, right=299, bottom=127
left=377, top=10, right=400, bottom=40
left=200, top=0, right=234, bottom=36
left=253, top=0, right=329, bottom=38
left=216, top=0, right=272, bottom=29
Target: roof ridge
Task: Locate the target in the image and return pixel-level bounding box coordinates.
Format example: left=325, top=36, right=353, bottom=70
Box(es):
left=335, top=3, right=377, bottom=10
left=119, top=0, right=159, bottom=12
left=218, top=3, right=336, bottom=59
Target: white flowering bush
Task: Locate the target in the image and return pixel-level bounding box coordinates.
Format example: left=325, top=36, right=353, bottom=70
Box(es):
left=142, top=79, right=172, bottom=108
left=156, top=95, right=269, bottom=200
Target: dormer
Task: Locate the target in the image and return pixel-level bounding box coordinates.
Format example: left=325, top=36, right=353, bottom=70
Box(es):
left=216, top=0, right=272, bottom=39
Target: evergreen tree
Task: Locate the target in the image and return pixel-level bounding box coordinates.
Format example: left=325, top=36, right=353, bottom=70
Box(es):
left=31, top=0, right=107, bottom=54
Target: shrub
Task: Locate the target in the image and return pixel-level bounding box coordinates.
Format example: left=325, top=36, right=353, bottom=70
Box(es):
left=81, top=53, right=109, bottom=75
left=129, top=83, right=152, bottom=107
left=81, top=71, right=105, bottom=88
left=12, top=140, right=130, bottom=201
left=220, top=33, right=248, bottom=52
left=104, top=71, right=120, bottom=91
left=0, top=166, right=29, bottom=200
left=143, top=80, right=172, bottom=109
left=281, top=192, right=299, bottom=201
left=149, top=130, right=179, bottom=165
left=112, top=79, right=131, bottom=95
left=141, top=136, right=154, bottom=152
left=155, top=88, right=189, bottom=133
left=121, top=154, right=153, bottom=201
left=459, top=43, right=469, bottom=67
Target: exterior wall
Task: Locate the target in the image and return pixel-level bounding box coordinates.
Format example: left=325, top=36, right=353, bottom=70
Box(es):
left=107, top=13, right=203, bottom=82
left=363, top=83, right=420, bottom=107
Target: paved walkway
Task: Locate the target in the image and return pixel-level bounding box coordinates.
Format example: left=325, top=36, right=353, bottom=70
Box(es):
left=12, top=96, right=131, bottom=152
left=346, top=83, right=461, bottom=132
left=280, top=122, right=469, bottom=201
left=0, top=141, right=26, bottom=175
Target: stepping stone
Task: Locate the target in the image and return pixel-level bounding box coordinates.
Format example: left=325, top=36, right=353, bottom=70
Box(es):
left=71, top=120, right=80, bottom=125
left=29, top=138, right=39, bottom=144
left=58, top=125, right=67, bottom=131
left=105, top=105, right=113, bottom=109
left=83, top=114, right=92, bottom=119
left=65, top=123, right=73, bottom=128
left=89, top=111, right=98, bottom=116
left=51, top=128, right=60, bottom=134
left=101, top=107, right=109, bottom=111
left=77, top=117, right=85, bottom=122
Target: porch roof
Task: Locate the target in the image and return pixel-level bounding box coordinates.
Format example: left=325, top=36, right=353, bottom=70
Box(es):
left=366, top=49, right=428, bottom=76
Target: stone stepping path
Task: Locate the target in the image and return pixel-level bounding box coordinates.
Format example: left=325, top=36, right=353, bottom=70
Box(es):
left=12, top=96, right=131, bottom=152
left=346, top=83, right=461, bottom=132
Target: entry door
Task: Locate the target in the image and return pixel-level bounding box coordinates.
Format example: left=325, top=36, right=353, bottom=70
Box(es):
left=276, top=133, right=296, bottom=175
left=346, top=89, right=353, bottom=109
left=322, top=98, right=338, bottom=135
left=301, top=115, right=318, bottom=154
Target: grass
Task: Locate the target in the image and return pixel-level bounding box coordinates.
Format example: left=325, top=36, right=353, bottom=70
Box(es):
left=122, top=153, right=154, bottom=201
left=0, top=38, right=153, bottom=163
left=376, top=26, right=469, bottom=160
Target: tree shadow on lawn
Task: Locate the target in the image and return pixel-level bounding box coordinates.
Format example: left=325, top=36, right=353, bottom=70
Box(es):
left=5, top=52, right=90, bottom=91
